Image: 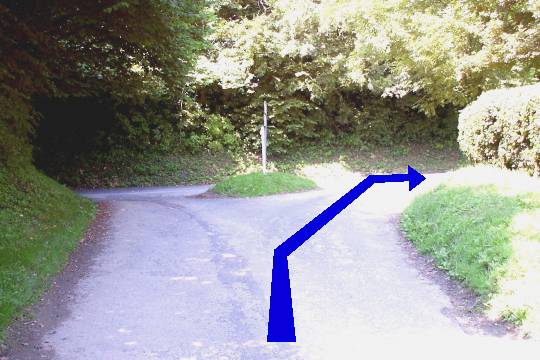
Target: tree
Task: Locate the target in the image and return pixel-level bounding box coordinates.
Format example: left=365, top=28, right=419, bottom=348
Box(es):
left=329, top=0, right=540, bottom=115
left=0, top=0, right=209, bottom=165
left=193, top=0, right=539, bottom=151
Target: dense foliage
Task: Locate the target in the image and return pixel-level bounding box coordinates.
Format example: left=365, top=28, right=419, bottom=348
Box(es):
left=0, top=0, right=208, bottom=166
left=1, top=0, right=539, bottom=169
left=193, top=0, right=539, bottom=152
left=458, top=83, right=540, bottom=175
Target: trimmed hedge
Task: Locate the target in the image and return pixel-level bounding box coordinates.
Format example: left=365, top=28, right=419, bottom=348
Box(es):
left=458, top=83, right=540, bottom=175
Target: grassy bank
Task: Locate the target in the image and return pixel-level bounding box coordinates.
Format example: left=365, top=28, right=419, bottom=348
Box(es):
left=0, top=166, right=95, bottom=339
left=213, top=172, right=316, bottom=197
left=45, top=142, right=465, bottom=189
left=401, top=166, right=540, bottom=336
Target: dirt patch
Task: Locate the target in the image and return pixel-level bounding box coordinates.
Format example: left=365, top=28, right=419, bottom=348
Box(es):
left=389, top=215, right=522, bottom=339
left=190, top=189, right=227, bottom=199
left=1, top=202, right=112, bottom=360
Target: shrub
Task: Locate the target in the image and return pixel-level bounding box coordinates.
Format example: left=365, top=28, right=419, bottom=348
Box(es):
left=458, top=84, right=540, bottom=175
left=180, top=99, right=241, bottom=153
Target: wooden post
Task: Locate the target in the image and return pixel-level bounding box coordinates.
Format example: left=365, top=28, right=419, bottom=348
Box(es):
left=261, top=101, right=268, bottom=174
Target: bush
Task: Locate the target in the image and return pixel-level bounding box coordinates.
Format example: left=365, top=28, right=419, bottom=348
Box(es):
left=180, top=99, right=241, bottom=153
left=458, top=83, right=540, bottom=175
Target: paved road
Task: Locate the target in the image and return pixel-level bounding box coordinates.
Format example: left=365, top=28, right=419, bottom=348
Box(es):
left=7, top=175, right=538, bottom=359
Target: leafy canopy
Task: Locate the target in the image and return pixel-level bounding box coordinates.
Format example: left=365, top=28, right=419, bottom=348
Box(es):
left=0, top=0, right=209, bottom=165
left=199, top=0, right=539, bottom=115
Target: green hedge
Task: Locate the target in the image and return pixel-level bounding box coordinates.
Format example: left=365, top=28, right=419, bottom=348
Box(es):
left=458, top=83, right=540, bottom=175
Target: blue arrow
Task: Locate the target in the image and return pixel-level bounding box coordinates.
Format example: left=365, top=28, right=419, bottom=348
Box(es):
left=267, top=165, right=426, bottom=342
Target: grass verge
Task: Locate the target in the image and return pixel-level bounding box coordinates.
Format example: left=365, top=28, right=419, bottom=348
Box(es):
left=44, top=142, right=465, bottom=188
left=0, top=166, right=95, bottom=340
left=401, top=166, right=540, bottom=336
left=212, top=172, right=316, bottom=197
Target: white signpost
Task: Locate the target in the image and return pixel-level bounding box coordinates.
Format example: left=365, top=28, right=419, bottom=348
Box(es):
left=261, top=101, right=268, bottom=174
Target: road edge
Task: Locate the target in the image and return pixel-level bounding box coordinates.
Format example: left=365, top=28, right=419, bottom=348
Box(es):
left=1, top=202, right=113, bottom=360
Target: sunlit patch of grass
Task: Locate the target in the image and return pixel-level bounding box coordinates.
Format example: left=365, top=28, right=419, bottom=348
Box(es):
left=212, top=172, right=316, bottom=197
left=401, top=165, right=540, bottom=336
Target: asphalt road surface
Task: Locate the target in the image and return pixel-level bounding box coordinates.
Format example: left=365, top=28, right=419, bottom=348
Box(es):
left=4, top=175, right=538, bottom=359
